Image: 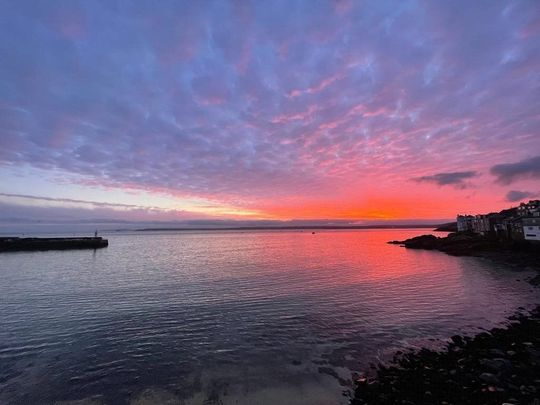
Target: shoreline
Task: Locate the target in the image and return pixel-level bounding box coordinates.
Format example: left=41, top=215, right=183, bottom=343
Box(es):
left=351, top=233, right=540, bottom=404
left=351, top=306, right=540, bottom=405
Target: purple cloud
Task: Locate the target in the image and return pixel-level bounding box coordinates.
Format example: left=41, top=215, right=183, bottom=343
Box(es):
left=491, top=156, right=540, bottom=185
left=413, top=171, right=477, bottom=188
left=0, top=193, right=208, bottom=223
left=505, top=190, right=537, bottom=202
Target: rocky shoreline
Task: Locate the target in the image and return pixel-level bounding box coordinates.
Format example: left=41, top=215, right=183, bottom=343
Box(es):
left=388, top=232, right=539, bottom=258
left=351, top=306, right=540, bottom=405
left=350, top=233, right=540, bottom=404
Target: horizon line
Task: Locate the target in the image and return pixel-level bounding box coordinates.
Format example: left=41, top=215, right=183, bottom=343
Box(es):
left=134, top=224, right=450, bottom=232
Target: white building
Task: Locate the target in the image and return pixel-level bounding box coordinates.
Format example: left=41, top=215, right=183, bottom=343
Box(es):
left=523, top=217, right=540, bottom=241
left=457, top=215, right=474, bottom=232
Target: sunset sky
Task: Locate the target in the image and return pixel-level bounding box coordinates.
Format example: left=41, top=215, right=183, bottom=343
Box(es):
left=1, top=0, right=539, bottom=226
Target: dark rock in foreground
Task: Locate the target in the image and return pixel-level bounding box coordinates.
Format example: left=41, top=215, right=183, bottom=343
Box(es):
left=351, top=307, right=540, bottom=405
left=0, top=237, right=108, bottom=252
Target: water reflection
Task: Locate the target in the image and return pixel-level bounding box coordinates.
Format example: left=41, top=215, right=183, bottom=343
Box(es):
left=0, top=229, right=537, bottom=404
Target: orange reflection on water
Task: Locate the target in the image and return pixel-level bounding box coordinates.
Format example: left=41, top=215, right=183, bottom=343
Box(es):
left=194, top=229, right=454, bottom=292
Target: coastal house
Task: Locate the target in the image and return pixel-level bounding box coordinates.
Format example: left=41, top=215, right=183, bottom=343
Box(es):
left=457, top=215, right=474, bottom=232
left=471, top=215, right=491, bottom=235
left=523, top=217, right=540, bottom=241
left=518, top=200, right=540, bottom=217
left=486, top=214, right=507, bottom=238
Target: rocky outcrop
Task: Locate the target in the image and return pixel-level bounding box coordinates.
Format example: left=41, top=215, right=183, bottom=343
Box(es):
left=351, top=307, right=540, bottom=405
left=388, top=232, right=540, bottom=258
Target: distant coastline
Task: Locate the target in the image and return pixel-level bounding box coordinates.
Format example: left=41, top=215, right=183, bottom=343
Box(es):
left=135, top=224, right=444, bottom=232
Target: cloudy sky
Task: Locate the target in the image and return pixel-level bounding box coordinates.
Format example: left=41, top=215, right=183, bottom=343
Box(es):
left=0, top=0, right=539, bottom=225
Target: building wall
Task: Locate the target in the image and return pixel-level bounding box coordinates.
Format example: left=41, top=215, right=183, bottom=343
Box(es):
left=472, top=215, right=490, bottom=235
left=523, top=218, right=540, bottom=241
left=524, top=226, right=540, bottom=241
left=457, top=215, right=473, bottom=232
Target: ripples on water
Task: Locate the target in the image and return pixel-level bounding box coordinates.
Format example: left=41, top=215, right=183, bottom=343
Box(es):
left=0, top=229, right=538, bottom=404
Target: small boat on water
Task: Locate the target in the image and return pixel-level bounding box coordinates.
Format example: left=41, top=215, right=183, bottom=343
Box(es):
left=0, top=237, right=109, bottom=252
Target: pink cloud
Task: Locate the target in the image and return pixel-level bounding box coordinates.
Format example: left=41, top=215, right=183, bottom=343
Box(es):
left=287, top=74, right=342, bottom=98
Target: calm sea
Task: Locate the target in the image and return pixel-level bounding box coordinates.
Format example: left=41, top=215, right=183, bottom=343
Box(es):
left=1, top=229, right=538, bottom=404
